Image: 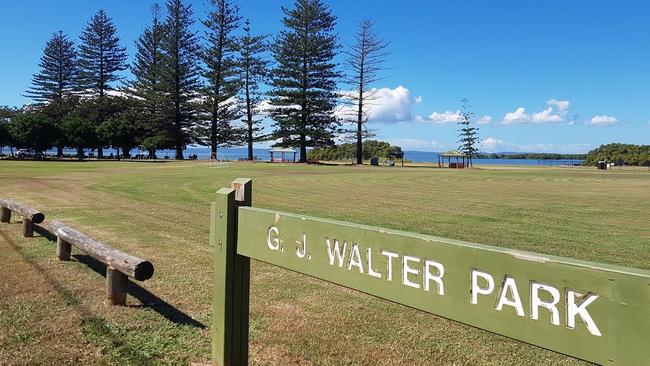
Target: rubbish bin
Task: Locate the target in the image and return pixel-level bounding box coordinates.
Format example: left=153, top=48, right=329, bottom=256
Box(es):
left=370, top=157, right=379, bottom=166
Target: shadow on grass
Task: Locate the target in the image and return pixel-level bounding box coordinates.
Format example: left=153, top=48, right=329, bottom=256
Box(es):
left=73, top=254, right=206, bottom=329
left=31, top=223, right=205, bottom=329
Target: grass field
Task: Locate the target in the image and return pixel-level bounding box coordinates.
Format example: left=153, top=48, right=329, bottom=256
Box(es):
left=1, top=160, right=649, bottom=365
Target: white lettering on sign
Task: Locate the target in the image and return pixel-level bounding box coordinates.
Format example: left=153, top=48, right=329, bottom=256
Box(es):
left=531, top=282, right=561, bottom=326
left=471, top=269, right=495, bottom=304
left=348, top=243, right=364, bottom=273
left=423, top=260, right=445, bottom=295
left=567, top=290, right=601, bottom=336
left=262, top=232, right=602, bottom=337
left=381, top=250, right=399, bottom=281
left=495, top=276, right=525, bottom=316
left=326, top=238, right=347, bottom=267
left=267, top=226, right=280, bottom=251
left=367, top=248, right=382, bottom=279
left=296, top=233, right=307, bottom=258
left=402, top=255, right=421, bottom=289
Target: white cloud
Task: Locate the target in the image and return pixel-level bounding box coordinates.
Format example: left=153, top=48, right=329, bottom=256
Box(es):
left=481, top=137, right=504, bottom=149
left=337, top=86, right=419, bottom=123
left=585, top=115, right=619, bottom=126
left=385, top=138, right=446, bottom=152
left=480, top=137, right=591, bottom=153
left=546, top=99, right=570, bottom=114
left=502, top=99, right=571, bottom=125
left=425, top=110, right=463, bottom=124
left=531, top=107, right=565, bottom=123
left=415, top=96, right=423, bottom=103
left=502, top=107, right=530, bottom=125
left=477, top=115, right=492, bottom=125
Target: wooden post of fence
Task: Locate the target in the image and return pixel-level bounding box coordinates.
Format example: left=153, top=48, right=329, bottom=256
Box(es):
left=0, top=207, right=10, bottom=223
left=56, top=237, right=72, bottom=261
left=230, top=178, right=252, bottom=366
left=22, top=218, right=34, bottom=237
left=211, top=178, right=252, bottom=366
left=106, top=266, right=128, bottom=306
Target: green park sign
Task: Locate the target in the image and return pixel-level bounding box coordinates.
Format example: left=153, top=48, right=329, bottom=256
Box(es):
left=211, top=178, right=650, bottom=366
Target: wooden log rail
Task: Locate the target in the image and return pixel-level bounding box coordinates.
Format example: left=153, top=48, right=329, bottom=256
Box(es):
left=0, top=198, right=45, bottom=237
left=49, top=220, right=155, bottom=305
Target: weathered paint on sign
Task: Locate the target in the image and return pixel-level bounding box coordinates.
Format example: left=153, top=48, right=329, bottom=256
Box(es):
left=236, top=207, right=650, bottom=366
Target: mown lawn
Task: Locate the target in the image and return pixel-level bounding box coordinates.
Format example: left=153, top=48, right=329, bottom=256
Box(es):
left=0, top=160, right=648, bottom=365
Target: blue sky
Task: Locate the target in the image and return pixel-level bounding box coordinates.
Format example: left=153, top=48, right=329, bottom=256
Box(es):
left=1, top=0, right=649, bottom=153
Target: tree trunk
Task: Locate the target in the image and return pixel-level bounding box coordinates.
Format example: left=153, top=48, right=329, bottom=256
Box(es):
left=299, top=134, right=307, bottom=163
left=76, top=147, right=84, bottom=160
left=97, top=146, right=104, bottom=159
left=57, top=146, right=63, bottom=158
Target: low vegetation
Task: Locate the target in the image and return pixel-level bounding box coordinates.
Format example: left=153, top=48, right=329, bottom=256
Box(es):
left=583, top=143, right=650, bottom=166
left=1, top=161, right=649, bottom=365
left=307, top=140, right=402, bottom=161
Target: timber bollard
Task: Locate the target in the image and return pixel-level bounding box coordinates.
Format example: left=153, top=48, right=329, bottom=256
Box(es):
left=49, top=220, right=154, bottom=306
left=106, top=266, right=129, bottom=306
left=56, top=237, right=72, bottom=261
left=1, top=207, right=10, bottom=223
left=0, top=199, right=45, bottom=237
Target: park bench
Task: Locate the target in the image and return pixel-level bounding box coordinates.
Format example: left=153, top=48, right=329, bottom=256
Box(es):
left=49, top=220, right=155, bottom=305
left=0, top=198, right=45, bottom=237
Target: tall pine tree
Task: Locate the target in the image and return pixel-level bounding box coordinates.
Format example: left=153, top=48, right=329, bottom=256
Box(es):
left=269, top=0, right=341, bottom=162
left=201, top=0, right=244, bottom=159
left=78, top=10, right=128, bottom=98
left=239, top=19, right=270, bottom=161
left=128, top=4, right=169, bottom=158
left=26, top=31, right=79, bottom=103
left=78, top=10, right=128, bottom=158
left=344, top=19, right=390, bottom=165
left=457, top=98, right=480, bottom=167
left=161, top=0, right=202, bottom=160
left=25, top=31, right=79, bottom=157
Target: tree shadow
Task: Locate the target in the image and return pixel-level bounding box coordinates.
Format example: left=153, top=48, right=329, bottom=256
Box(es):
left=73, top=254, right=206, bottom=329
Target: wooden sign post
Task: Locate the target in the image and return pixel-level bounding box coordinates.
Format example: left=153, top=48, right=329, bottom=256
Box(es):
left=211, top=178, right=650, bottom=366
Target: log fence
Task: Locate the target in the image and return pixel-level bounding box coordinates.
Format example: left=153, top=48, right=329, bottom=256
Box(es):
left=0, top=198, right=45, bottom=237
left=49, top=220, right=155, bottom=305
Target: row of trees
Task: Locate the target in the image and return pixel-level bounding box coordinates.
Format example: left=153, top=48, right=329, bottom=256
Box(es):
left=307, top=140, right=402, bottom=161
left=583, top=143, right=650, bottom=166
left=1, top=0, right=419, bottom=163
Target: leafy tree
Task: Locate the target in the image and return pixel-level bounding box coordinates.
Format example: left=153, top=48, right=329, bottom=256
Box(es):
left=97, top=97, right=143, bottom=158
left=9, top=111, right=59, bottom=156
left=201, top=0, right=245, bottom=158
left=25, top=31, right=79, bottom=103
left=128, top=4, right=169, bottom=158
left=0, top=106, right=17, bottom=156
left=61, top=109, right=98, bottom=159
left=239, top=19, right=270, bottom=160
left=308, top=140, right=402, bottom=161
left=457, top=98, right=479, bottom=167
left=78, top=10, right=128, bottom=98
left=161, top=0, right=202, bottom=160
left=25, top=31, right=80, bottom=157
left=343, top=18, right=390, bottom=164
left=269, top=0, right=341, bottom=162
left=584, top=143, right=650, bottom=166
left=78, top=9, right=128, bottom=158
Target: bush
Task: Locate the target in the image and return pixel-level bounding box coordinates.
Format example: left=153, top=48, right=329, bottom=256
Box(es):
left=308, top=140, right=403, bottom=161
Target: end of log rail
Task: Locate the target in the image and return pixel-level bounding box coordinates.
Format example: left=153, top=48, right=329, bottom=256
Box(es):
left=49, top=220, right=154, bottom=306
left=0, top=198, right=45, bottom=237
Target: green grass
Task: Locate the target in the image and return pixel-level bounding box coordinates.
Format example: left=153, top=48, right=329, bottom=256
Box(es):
left=0, top=160, right=649, bottom=365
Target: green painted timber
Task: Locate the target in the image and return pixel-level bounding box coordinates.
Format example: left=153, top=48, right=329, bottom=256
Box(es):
left=235, top=206, right=650, bottom=366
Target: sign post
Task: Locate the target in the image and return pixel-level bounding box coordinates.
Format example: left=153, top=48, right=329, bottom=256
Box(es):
left=212, top=178, right=650, bottom=366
